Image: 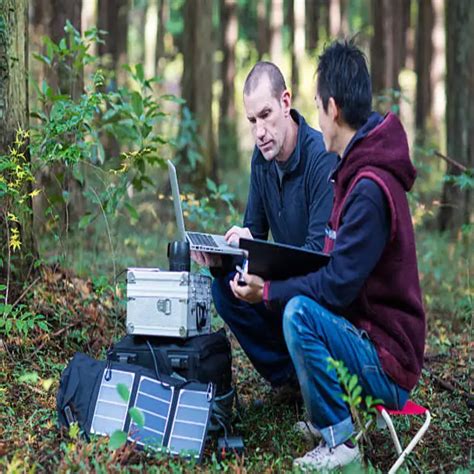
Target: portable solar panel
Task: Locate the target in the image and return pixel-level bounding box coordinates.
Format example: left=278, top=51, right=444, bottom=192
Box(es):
left=57, top=353, right=214, bottom=461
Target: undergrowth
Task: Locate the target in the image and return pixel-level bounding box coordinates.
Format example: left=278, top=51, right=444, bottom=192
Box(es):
left=1, top=256, right=472, bottom=473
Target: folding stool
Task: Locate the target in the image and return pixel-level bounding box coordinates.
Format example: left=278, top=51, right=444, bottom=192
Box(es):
left=366, top=401, right=431, bottom=473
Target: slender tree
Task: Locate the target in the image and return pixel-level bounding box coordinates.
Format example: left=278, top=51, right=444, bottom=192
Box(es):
left=288, top=0, right=305, bottom=98
left=0, top=0, right=36, bottom=281
left=305, top=0, right=319, bottom=52
left=98, top=0, right=129, bottom=85
left=329, top=0, right=349, bottom=37
left=438, top=0, right=473, bottom=231
left=144, top=0, right=158, bottom=78
left=370, top=0, right=410, bottom=105
left=219, top=0, right=239, bottom=174
left=257, top=0, right=270, bottom=59
left=49, top=0, right=83, bottom=98
left=270, top=0, right=283, bottom=64
left=182, top=0, right=215, bottom=184
left=155, top=0, right=167, bottom=74
left=415, top=0, right=435, bottom=140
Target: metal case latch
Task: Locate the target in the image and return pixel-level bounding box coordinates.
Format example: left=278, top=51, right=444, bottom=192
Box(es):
left=156, top=298, right=172, bottom=315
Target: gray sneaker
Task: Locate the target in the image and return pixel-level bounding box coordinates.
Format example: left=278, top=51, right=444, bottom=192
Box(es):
left=293, top=421, right=322, bottom=444
left=293, top=442, right=360, bottom=471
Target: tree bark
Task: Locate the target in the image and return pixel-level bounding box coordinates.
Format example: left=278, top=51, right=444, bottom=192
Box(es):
left=98, top=0, right=129, bottom=85
left=438, top=0, right=474, bottom=231
left=287, top=0, right=296, bottom=94
left=415, top=0, right=435, bottom=139
left=305, top=0, right=319, bottom=52
left=0, top=0, right=36, bottom=281
left=287, top=0, right=305, bottom=98
left=182, top=0, right=215, bottom=185
left=257, top=0, right=270, bottom=59
left=48, top=0, right=83, bottom=98
left=155, top=0, right=167, bottom=74
left=370, top=0, right=410, bottom=106
left=329, top=0, right=342, bottom=38
left=270, top=0, right=283, bottom=64
left=144, top=0, right=158, bottom=78
left=219, top=0, right=239, bottom=175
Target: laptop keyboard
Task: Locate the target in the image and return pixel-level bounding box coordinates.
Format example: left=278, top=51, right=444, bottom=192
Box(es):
left=187, top=232, right=219, bottom=248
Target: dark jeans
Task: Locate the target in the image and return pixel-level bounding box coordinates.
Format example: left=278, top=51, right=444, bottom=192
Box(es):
left=212, top=274, right=295, bottom=386
left=283, top=295, right=409, bottom=447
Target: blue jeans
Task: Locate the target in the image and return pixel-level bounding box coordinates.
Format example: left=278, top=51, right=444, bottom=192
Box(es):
left=283, top=296, right=409, bottom=448
left=212, top=274, right=296, bottom=386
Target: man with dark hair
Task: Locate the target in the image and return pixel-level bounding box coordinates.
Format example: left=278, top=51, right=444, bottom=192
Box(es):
left=230, top=41, right=426, bottom=470
left=193, top=61, right=336, bottom=391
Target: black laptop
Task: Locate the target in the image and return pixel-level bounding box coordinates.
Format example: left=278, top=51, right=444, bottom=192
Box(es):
left=239, top=238, right=330, bottom=281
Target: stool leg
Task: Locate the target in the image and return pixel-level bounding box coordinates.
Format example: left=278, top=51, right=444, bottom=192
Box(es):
left=380, top=409, right=403, bottom=455
left=355, top=418, right=373, bottom=442
left=388, top=411, right=432, bottom=474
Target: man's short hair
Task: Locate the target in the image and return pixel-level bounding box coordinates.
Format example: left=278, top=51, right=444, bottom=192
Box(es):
left=244, top=61, right=287, bottom=99
left=317, top=40, right=372, bottom=129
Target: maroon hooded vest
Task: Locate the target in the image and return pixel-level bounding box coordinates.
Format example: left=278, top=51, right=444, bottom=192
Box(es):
left=324, top=113, right=426, bottom=390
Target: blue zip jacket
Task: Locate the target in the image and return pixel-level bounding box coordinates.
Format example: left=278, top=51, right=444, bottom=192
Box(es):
left=244, top=109, right=337, bottom=251
left=268, top=112, right=391, bottom=312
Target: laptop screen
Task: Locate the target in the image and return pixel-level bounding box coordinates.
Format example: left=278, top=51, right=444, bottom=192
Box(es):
left=167, top=160, right=187, bottom=241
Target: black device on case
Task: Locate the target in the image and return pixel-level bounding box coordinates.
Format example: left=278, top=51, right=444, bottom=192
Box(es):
left=167, top=240, right=191, bottom=271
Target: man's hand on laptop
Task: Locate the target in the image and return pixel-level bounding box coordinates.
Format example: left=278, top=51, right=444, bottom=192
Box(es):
left=229, top=271, right=264, bottom=304
left=191, top=251, right=222, bottom=268
left=225, top=226, right=253, bottom=247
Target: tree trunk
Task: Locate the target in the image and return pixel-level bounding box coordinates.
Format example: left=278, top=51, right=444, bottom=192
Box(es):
left=329, top=0, right=341, bottom=38
left=288, top=0, right=305, bottom=98
left=431, top=0, right=445, bottom=128
left=415, top=0, right=434, bottom=139
left=287, top=0, right=296, bottom=94
left=257, top=0, right=270, bottom=59
left=98, top=0, right=129, bottom=85
left=305, top=0, right=319, bottom=52
left=38, top=1, right=85, bottom=233
left=438, top=0, right=474, bottom=231
left=182, top=0, right=215, bottom=185
left=49, top=0, right=83, bottom=98
left=129, top=1, right=146, bottom=65
left=0, top=0, right=36, bottom=282
left=370, top=0, right=409, bottom=107
left=144, top=0, right=158, bottom=78
left=155, top=0, right=167, bottom=74
left=219, top=0, right=239, bottom=175
left=98, top=0, right=128, bottom=162
left=270, top=0, right=283, bottom=64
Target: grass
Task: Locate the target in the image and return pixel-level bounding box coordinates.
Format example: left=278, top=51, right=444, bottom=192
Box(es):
left=1, top=253, right=473, bottom=473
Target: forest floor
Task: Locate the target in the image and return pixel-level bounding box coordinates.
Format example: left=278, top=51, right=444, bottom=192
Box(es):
left=1, top=265, right=472, bottom=473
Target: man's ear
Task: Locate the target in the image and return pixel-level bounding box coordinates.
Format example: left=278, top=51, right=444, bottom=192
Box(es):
left=327, top=97, right=339, bottom=122
left=281, top=90, right=292, bottom=117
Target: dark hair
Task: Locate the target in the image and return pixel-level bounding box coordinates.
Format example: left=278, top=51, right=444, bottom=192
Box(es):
left=317, top=40, right=372, bottom=129
left=244, top=61, right=287, bottom=99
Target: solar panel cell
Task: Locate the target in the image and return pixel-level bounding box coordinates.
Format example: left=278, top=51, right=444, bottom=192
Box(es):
left=91, top=369, right=135, bottom=436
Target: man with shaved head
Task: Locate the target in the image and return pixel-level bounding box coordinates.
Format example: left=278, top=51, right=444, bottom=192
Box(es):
left=193, top=61, right=336, bottom=396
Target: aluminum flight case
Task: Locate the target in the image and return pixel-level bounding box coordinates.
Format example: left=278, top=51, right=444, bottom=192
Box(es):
left=126, top=268, right=212, bottom=338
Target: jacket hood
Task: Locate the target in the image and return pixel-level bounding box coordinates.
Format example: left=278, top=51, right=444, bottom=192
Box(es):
left=341, top=113, right=416, bottom=192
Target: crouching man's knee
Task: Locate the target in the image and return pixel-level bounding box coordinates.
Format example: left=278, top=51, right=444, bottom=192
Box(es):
left=283, top=296, right=328, bottom=342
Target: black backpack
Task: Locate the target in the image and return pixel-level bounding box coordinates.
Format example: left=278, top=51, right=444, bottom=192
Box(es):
left=108, top=329, right=232, bottom=394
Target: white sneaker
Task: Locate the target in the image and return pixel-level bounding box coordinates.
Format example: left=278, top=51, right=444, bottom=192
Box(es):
left=293, top=421, right=322, bottom=444
left=293, top=442, right=360, bottom=471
